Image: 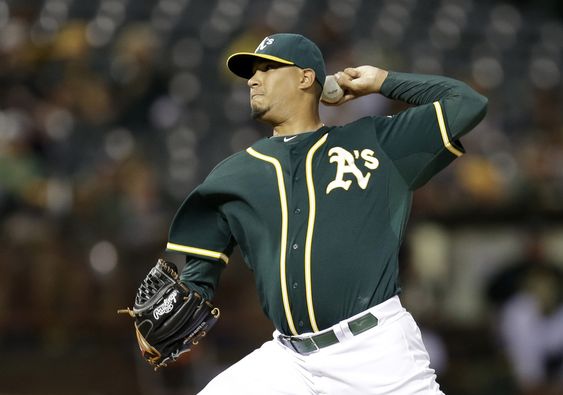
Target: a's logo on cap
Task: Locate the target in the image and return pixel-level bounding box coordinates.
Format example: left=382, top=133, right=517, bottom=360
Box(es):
left=256, top=37, right=274, bottom=52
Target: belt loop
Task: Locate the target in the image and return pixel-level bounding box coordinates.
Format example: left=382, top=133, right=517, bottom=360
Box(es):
left=337, top=319, right=354, bottom=340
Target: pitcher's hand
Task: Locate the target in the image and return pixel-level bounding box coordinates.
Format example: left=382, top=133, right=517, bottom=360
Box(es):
left=322, top=66, right=388, bottom=106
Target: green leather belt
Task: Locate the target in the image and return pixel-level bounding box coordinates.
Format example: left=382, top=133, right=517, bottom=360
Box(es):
left=278, top=312, right=379, bottom=355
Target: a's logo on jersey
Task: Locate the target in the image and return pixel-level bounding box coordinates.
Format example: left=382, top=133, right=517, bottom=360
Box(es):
left=256, top=37, right=274, bottom=52
left=326, top=147, right=379, bottom=194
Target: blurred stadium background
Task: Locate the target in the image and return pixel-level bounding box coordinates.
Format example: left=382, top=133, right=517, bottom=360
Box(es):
left=1, top=0, right=563, bottom=394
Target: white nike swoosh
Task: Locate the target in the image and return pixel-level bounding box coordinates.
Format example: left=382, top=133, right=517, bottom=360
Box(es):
left=283, top=136, right=297, bottom=142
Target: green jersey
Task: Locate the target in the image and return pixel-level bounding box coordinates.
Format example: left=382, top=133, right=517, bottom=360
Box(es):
left=166, top=72, right=487, bottom=336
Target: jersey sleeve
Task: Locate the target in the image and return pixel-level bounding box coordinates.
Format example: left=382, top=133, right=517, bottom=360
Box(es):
left=376, top=71, right=488, bottom=189
left=166, top=184, right=235, bottom=264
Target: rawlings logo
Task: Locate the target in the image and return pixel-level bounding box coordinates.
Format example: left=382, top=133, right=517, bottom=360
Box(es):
left=153, top=290, right=178, bottom=320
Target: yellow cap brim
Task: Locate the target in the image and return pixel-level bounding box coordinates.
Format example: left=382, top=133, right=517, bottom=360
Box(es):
left=227, top=52, right=294, bottom=79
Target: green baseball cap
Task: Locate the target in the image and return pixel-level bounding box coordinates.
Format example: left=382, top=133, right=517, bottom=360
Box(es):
left=227, top=33, right=326, bottom=86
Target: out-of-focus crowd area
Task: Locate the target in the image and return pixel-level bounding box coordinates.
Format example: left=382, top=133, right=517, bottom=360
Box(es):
left=1, top=0, right=562, bottom=394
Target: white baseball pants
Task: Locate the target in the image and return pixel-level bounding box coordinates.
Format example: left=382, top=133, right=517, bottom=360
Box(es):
left=198, top=296, right=444, bottom=394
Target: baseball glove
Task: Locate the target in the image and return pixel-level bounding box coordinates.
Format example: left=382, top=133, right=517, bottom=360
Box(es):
left=118, top=259, right=220, bottom=370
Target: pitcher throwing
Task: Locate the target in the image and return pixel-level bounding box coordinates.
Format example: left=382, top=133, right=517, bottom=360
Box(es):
left=139, top=33, right=487, bottom=394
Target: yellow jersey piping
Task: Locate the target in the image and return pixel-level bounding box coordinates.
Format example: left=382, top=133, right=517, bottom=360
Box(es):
left=304, top=134, right=329, bottom=333
left=166, top=242, right=229, bottom=264
left=433, top=101, right=464, bottom=157
left=246, top=147, right=298, bottom=336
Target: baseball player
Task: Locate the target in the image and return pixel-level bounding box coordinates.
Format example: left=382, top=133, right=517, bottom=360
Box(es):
left=162, top=33, right=487, bottom=394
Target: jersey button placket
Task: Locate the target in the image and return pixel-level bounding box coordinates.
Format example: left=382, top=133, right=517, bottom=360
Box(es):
left=287, top=159, right=308, bottom=335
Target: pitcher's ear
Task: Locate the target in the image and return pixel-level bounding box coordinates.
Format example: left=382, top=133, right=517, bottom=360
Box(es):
left=300, top=68, right=317, bottom=89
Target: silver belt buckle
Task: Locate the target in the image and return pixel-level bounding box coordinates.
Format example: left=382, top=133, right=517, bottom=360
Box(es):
left=307, top=336, right=320, bottom=353
left=279, top=334, right=298, bottom=353
left=280, top=334, right=320, bottom=354
left=293, top=335, right=320, bottom=355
